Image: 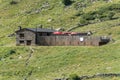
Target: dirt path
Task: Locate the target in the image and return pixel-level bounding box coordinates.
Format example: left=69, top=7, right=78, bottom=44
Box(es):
left=23, top=47, right=34, bottom=80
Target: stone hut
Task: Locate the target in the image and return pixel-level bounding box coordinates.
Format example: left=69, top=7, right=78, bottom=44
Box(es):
left=15, top=26, right=55, bottom=46
left=15, top=27, right=110, bottom=46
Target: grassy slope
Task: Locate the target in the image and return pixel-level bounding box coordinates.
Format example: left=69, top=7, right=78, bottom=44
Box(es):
left=0, top=0, right=120, bottom=45
left=0, top=44, right=120, bottom=80
left=0, top=0, right=120, bottom=80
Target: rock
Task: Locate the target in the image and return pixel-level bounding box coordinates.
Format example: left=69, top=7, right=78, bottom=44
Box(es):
left=48, top=18, right=53, bottom=22
left=18, top=56, right=23, bottom=59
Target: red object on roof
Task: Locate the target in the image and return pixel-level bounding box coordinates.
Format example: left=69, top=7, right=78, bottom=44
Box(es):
left=53, top=32, right=79, bottom=35
left=53, top=31, right=62, bottom=35
left=62, top=32, right=71, bottom=34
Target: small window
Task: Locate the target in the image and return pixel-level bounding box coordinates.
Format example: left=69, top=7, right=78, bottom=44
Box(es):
left=19, top=40, right=24, bottom=44
left=19, top=33, right=24, bottom=38
left=39, top=33, right=42, bottom=36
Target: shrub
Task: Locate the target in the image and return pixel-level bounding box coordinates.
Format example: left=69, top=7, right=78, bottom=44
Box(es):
left=97, top=13, right=107, bottom=20
left=94, top=7, right=115, bottom=21
left=107, top=12, right=115, bottom=19
left=75, top=11, right=84, bottom=16
left=78, top=3, right=118, bottom=25
left=97, top=11, right=115, bottom=20
left=7, top=50, right=16, bottom=55
left=81, top=11, right=96, bottom=20
left=10, top=0, right=18, bottom=5
left=82, top=13, right=95, bottom=20
left=96, top=7, right=109, bottom=15
left=3, top=50, right=16, bottom=58
left=62, top=0, right=72, bottom=6
left=96, top=10, right=103, bottom=15
left=80, top=18, right=89, bottom=25
left=109, top=4, right=120, bottom=11
left=69, top=74, right=80, bottom=80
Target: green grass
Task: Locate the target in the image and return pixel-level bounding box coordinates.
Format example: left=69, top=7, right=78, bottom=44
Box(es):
left=0, top=0, right=120, bottom=80
left=0, top=44, right=120, bottom=80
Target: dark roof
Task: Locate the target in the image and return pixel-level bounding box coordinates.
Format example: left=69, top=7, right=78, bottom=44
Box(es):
left=26, top=28, right=56, bottom=32
left=16, top=28, right=56, bottom=33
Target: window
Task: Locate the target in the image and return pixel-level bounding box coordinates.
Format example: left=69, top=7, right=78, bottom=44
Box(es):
left=39, top=33, right=42, bottom=36
left=19, top=33, right=24, bottom=38
left=19, top=40, right=24, bottom=44
left=26, top=40, right=31, bottom=45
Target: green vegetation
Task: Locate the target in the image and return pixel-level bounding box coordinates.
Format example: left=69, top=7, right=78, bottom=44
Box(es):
left=10, top=0, right=18, bottom=5
left=0, top=44, right=120, bottom=80
left=0, top=0, right=120, bottom=80
left=79, top=3, right=120, bottom=25
left=69, top=74, right=80, bottom=80
left=62, top=0, right=73, bottom=6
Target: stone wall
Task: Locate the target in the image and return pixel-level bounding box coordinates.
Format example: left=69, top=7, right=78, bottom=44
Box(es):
left=16, top=30, right=36, bottom=46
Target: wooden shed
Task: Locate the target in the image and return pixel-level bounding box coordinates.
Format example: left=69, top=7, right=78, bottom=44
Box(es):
left=37, top=36, right=110, bottom=46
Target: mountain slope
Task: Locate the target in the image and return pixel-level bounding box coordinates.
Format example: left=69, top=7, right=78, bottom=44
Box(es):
left=0, top=0, right=120, bottom=80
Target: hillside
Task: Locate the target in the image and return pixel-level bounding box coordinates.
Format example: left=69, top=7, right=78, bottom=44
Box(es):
left=0, top=0, right=120, bottom=80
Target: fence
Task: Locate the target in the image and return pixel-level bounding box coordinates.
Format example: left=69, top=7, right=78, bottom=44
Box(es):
left=36, top=36, right=108, bottom=46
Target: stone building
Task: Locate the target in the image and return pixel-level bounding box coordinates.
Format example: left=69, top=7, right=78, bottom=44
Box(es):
left=15, top=27, right=110, bottom=46
left=15, top=27, right=55, bottom=46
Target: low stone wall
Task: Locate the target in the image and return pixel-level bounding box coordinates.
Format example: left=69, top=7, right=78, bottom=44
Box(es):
left=55, top=73, right=120, bottom=80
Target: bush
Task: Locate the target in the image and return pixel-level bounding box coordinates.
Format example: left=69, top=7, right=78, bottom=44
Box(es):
left=3, top=50, right=16, bottom=58
left=75, top=11, right=84, bottom=16
left=62, top=0, right=72, bottom=6
left=10, top=0, right=18, bottom=5
left=109, top=4, right=120, bottom=11
left=97, top=11, right=115, bottom=21
left=81, top=12, right=96, bottom=20
left=93, top=7, right=115, bottom=21
left=69, top=74, right=80, bottom=80
left=80, top=18, right=89, bottom=25
left=97, top=13, right=107, bottom=20
left=96, top=9, right=105, bottom=15
left=7, top=50, right=16, bottom=55
left=78, top=4, right=117, bottom=24
left=107, top=12, right=115, bottom=19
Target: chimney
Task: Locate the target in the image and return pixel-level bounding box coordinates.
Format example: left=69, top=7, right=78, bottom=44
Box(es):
left=18, top=26, right=22, bottom=30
